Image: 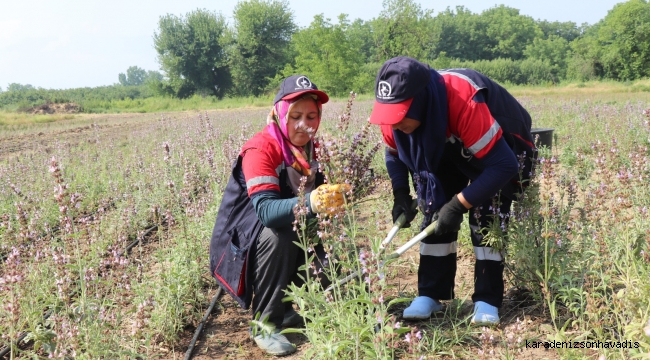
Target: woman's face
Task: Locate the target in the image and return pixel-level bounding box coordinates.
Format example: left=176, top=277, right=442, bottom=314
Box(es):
left=286, top=98, right=320, bottom=147
left=392, top=116, right=421, bottom=134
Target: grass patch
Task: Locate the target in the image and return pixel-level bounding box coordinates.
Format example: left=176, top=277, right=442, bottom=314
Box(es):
left=507, top=78, right=650, bottom=97
left=0, top=112, right=78, bottom=126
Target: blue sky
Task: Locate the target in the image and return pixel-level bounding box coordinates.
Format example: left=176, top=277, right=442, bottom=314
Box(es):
left=0, top=0, right=624, bottom=90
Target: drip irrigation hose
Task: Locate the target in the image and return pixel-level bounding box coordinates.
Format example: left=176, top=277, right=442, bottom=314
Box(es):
left=0, top=222, right=158, bottom=357
left=1, top=201, right=116, bottom=262
left=0, top=310, right=52, bottom=359
left=2, top=180, right=208, bottom=355
left=0, top=333, right=26, bottom=358
left=184, top=287, right=223, bottom=360
left=125, top=224, right=158, bottom=252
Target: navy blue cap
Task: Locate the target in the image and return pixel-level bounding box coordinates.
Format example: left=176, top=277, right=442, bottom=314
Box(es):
left=273, top=75, right=329, bottom=105
left=369, top=57, right=431, bottom=125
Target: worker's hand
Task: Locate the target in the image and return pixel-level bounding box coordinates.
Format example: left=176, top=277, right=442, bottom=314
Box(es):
left=309, top=184, right=351, bottom=215
left=433, top=195, right=467, bottom=236
left=392, top=188, right=417, bottom=228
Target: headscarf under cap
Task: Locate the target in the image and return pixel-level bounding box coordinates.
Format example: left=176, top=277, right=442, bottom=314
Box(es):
left=266, top=95, right=322, bottom=177
left=392, top=69, right=449, bottom=227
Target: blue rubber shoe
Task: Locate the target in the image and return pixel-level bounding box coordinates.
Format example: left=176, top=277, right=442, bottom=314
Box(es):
left=403, top=296, right=443, bottom=320
left=471, top=301, right=500, bottom=325
left=251, top=328, right=296, bottom=356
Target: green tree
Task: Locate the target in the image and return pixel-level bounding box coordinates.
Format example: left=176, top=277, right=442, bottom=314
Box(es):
left=566, top=32, right=602, bottom=81
left=524, top=35, right=570, bottom=79
left=145, top=70, right=164, bottom=83
left=118, top=66, right=147, bottom=86
left=227, top=0, right=295, bottom=97
left=431, top=6, right=492, bottom=61
left=597, top=0, right=650, bottom=80
left=538, top=20, right=582, bottom=42
left=346, top=19, right=374, bottom=63
left=153, top=9, right=230, bottom=98
left=345, top=19, right=378, bottom=92
left=480, top=5, right=543, bottom=60
left=286, top=14, right=367, bottom=95
left=118, top=73, right=128, bottom=86
left=371, top=0, right=435, bottom=61
left=143, top=70, right=165, bottom=94
left=431, top=5, right=546, bottom=62
left=6, top=83, right=35, bottom=92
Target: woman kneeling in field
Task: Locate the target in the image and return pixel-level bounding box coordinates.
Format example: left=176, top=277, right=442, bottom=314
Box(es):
left=209, top=75, right=348, bottom=356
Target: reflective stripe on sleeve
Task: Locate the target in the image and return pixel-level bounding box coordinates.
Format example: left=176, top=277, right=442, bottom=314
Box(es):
left=468, top=121, right=501, bottom=155
left=474, top=246, right=503, bottom=261
left=420, top=241, right=458, bottom=256
left=438, top=70, right=481, bottom=90
left=246, top=176, right=279, bottom=189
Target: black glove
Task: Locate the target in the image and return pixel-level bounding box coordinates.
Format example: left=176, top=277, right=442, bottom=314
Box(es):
left=433, top=195, right=467, bottom=236
left=392, top=188, right=417, bottom=228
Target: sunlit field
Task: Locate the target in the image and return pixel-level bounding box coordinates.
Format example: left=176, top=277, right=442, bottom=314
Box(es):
left=1, top=85, right=649, bottom=359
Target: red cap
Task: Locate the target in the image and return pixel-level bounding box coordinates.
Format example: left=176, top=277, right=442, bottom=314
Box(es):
left=368, top=56, right=431, bottom=125
left=368, top=98, right=413, bottom=125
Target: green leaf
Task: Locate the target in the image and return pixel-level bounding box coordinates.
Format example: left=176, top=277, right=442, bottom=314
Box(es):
left=387, top=297, right=411, bottom=308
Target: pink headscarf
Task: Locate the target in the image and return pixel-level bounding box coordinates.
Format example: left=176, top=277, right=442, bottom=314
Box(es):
left=266, top=95, right=322, bottom=176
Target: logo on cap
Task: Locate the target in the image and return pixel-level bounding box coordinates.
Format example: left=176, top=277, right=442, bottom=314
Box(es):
left=295, top=76, right=313, bottom=90
left=377, top=81, right=393, bottom=100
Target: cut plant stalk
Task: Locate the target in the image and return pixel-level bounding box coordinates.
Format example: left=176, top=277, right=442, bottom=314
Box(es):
left=325, top=214, right=436, bottom=293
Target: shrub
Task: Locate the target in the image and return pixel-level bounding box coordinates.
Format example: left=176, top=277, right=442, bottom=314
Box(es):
left=436, top=58, right=556, bottom=85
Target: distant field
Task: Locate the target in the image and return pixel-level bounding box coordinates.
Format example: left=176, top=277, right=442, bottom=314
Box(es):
left=509, top=79, right=650, bottom=97
left=3, top=79, right=650, bottom=132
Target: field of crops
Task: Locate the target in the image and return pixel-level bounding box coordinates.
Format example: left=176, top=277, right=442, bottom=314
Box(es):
left=1, top=90, right=649, bottom=359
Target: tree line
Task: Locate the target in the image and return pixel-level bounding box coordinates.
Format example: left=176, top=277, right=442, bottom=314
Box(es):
left=3, top=0, right=650, bottom=109
left=147, top=0, right=650, bottom=98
